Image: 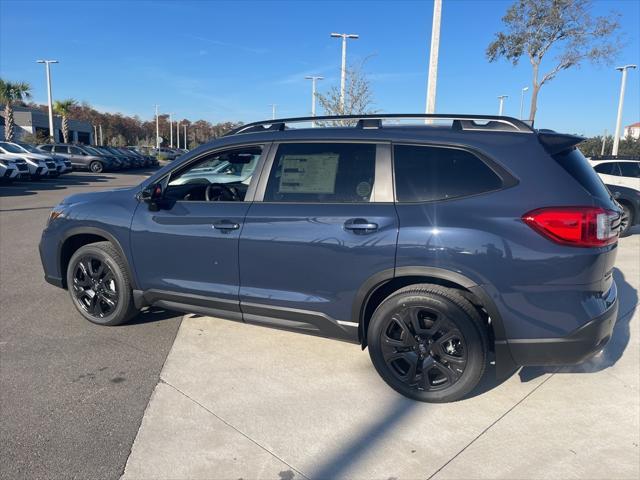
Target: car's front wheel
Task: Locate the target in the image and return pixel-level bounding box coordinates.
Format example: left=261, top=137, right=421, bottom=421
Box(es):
left=66, top=242, right=137, bottom=326
left=89, top=161, right=104, bottom=173
left=368, top=284, right=488, bottom=403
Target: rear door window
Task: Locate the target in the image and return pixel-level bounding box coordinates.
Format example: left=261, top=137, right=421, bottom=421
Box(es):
left=54, top=146, right=69, bottom=154
left=619, top=162, right=640, bottom=178
left=393, top=145, right=502, bottom=202
left=264, top=143, right=376, bottom=203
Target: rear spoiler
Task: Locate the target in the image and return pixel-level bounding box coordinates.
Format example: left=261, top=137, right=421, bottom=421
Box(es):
left=537, top=132, right=585, bottom=155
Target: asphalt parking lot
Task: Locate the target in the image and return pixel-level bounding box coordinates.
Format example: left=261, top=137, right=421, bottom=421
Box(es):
left=1, top=172, right=639, bottom=480
left=0, top=170, right=182, bottom=480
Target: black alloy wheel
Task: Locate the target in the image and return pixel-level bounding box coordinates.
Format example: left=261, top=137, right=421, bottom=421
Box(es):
left=380, top=306, right=468, bottom=391
left=368, top=284, right=488, bottom=402
left=67, top=242, right=137, bottom=326
left=72, top=255, right=119, bottom=318
left=619, top=205, right=633, bottom=237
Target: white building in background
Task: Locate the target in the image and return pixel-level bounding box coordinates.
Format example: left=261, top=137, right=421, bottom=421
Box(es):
left=0, top=105, right=93, bottom=144
left=623, top=122, right=640, bottom=140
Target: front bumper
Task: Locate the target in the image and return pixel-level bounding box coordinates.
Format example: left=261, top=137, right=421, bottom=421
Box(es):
left=508, top=283, right=618, bottom=366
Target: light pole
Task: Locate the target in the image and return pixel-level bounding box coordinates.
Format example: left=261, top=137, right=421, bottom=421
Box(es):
left=601, top=129, right=608, bottom=156
left=497, top=95, right=508, bottom=116
left=425, top=0, right=442, bottom=117
left=176, top=120, right=180, bottom=149
left=36, top=60, right=58, bottom=141
left=183, top=124, right=187, bottom=149
left=269, top=104, right=277, bottom=120
left=305, top=76, right=324, bottom=126
left=154, top=105, right=160, bottom=149
left=612, top=64, right=637, bottom=156
left=330, top=32, right=359, bottom=113
left=519, top=87, right=529, bottom=119
left=168, top=113, right=174, bottom=148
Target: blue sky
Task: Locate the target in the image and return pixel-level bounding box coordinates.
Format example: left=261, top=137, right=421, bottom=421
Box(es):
left=1, top=0, right=638, bottom=136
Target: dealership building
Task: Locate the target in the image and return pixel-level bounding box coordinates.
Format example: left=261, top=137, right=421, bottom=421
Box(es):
left=0, top=106, right=93, bottom=144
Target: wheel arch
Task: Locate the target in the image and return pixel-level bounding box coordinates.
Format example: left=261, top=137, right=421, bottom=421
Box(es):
left=59, top=227, right=136, bottom=289
left=353, top=266, right=517, bottom=374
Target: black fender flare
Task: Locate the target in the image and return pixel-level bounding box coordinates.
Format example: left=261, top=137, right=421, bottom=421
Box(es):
left=58, top=226, right=138, bottom=290
left=352, top=266, right=510, bottom=352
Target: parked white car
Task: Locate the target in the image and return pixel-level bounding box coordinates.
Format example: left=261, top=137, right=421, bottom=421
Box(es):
left=14, top=142, right=72, bottom=174
left=0, top=155, right=19, bottom=182
left=0, top=143, right=49, bottom=180
left=590, top=158, right=640, bottom=192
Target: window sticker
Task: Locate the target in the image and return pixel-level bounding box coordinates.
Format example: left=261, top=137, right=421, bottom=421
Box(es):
left=356, top=181, right=372, bottom=198
left=278, top=153, right=339, bottom=194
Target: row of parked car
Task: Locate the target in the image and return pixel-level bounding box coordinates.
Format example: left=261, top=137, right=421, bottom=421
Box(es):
left=0, top=142, right=161, bottom=181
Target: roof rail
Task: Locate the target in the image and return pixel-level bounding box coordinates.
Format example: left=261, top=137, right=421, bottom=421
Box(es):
left=225, top=114, right=535, bottom=136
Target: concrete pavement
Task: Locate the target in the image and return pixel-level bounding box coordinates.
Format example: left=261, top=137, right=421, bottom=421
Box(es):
left=122, top=232, right=640, bottom=479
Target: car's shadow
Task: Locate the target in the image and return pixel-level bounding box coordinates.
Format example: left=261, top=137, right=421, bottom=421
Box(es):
left=465, top=266, right=637, bottom=395
left=0, top=168, right=159, bottom=197
left=125, top=307, right=183, bottom=325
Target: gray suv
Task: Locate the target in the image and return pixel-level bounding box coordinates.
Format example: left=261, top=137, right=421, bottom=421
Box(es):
left=39, top=114, right=622, bottom=402
left=38, top=143, right=118, bottom=173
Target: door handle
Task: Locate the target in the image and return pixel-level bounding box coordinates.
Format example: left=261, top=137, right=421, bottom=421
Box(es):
left=344, top=218, right=378, bottom=233
left=212, top=220, right=240, bottom=231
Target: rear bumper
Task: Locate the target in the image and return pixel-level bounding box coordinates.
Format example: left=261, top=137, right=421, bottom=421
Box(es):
left=508, top=286, right=618, bottom=366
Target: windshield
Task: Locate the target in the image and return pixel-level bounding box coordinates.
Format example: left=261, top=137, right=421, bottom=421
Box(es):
left=14, top=143, right=39, bottom=153
left=82, top=146, right=101, bottom=155
left=0, top=142, right=25, bottom=153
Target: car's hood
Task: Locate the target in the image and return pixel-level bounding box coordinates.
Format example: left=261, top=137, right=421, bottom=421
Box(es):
left=61, top=187, right=136, bottom=206
left=21, top=152, right=52, bottom=161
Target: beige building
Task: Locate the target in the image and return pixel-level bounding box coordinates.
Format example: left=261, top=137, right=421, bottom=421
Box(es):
left=623, top=122, right=640, bottom=140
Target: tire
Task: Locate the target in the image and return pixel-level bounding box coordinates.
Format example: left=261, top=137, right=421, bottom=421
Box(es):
left=367, top=284, right=489, bottom=403
left=619, top=204, right=634, bottom=238
left=89, top=161, right=104, bottom=173
left=66, top=241, right=138, bottom=326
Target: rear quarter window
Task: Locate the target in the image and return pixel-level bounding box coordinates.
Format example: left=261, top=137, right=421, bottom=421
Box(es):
left=393, top=145, right=503, bottom=202
left=554, top=148, right=612, bottom=201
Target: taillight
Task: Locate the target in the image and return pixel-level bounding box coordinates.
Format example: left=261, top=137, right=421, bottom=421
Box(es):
left=522, top=207, right=619, bottom=247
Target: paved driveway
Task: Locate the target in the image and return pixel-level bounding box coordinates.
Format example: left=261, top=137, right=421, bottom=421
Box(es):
left=123, top=233, right=640, bottom=479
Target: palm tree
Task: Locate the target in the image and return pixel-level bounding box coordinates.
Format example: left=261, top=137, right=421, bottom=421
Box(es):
left=0, top=79, right=32, bottom=142
left=53, top=99, right=77, bottom=143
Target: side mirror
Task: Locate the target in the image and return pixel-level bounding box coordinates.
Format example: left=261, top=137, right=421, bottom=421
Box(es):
left=140, top=182, right=163, bottom=203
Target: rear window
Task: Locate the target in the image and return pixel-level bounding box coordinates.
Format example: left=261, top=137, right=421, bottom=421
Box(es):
left=393, top=145, right=502, bottom=202
left=554, top=148, right=611, bottom=201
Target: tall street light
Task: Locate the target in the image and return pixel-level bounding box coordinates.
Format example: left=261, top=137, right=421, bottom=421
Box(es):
left=305, top=76, right=324, bottom=126
left=497, top=95, right=508, bottom=116
left=425, top=0, right=442, bottom=117
left=183, top=124, right=187, bottom=149
left=519, top=87, right=529, bottom=120
left=168, top=113, right=174, bottom=148
left=269, top=104, right=277, bottom=120
left=36, top=59, right=58, bottom=141
left=154, top=105, right=160, bottom=149
left=330, top=32, right=359, bottom=113
left=176, top=120, right=180, bottom=149
left=612, top=64, right=637, bottom=156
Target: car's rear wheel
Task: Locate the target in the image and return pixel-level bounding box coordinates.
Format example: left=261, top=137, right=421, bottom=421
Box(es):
left=619, top=204, right=633, bottom=237
left=368, top=284, right=488, bottom=403
left=89, top=161, right=104, bottom=173
left=66, top=242, right=137, bottom=326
